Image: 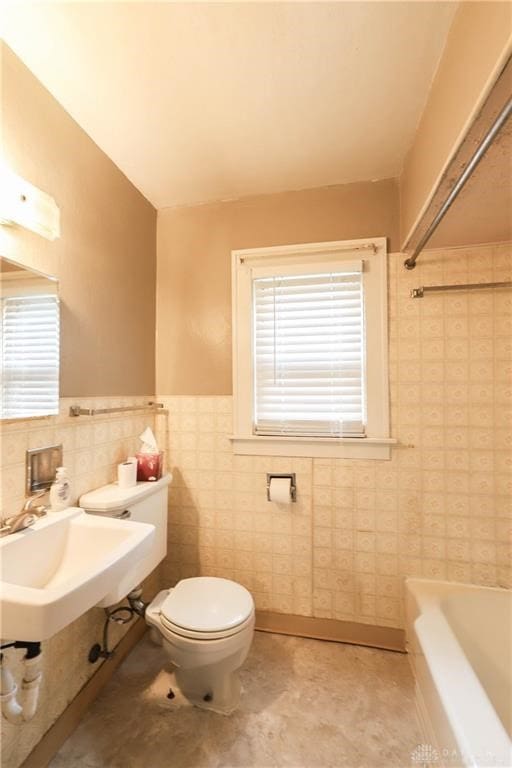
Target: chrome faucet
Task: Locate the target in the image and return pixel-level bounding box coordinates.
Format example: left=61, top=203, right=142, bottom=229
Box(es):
left=0, top=490, right=49, bottom=537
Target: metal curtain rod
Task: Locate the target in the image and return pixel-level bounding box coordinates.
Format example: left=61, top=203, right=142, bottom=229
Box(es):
left=410, top=280, right=512, bottom=298
left=239, top=243, right=376, bottom=264
left=69, top=402, right=164, bottom=417
left=403, top=95, right=512, bottom=270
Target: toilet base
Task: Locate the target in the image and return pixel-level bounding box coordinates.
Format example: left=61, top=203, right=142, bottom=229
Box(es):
left=174, top=666, right=241, bottom=715
left=145, top=588, right=255, bottom=716
left=148, top=626, right=163, bottom=646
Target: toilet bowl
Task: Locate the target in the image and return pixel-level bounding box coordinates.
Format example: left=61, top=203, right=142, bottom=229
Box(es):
left=79, top=478, right=255, bottom=715
left=146, top=577, right=255, bottom=714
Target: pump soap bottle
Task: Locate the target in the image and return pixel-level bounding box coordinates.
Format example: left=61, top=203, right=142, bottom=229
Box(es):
left=49, top=467, right=72, bottom=512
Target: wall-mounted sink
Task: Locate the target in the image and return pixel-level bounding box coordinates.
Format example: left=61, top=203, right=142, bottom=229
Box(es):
left=0, top=507, right=154, bottom=641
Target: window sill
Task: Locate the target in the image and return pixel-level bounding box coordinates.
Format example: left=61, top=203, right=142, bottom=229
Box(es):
left=230, top=435, right=397, bottom=460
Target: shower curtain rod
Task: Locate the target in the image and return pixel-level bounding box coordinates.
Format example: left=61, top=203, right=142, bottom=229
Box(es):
left=403, top=95, right=512, bottom=271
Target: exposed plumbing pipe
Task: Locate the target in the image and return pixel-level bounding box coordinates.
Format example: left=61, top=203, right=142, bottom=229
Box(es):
left=88, top=588, right=147, bottom=664
left=127, top=586, right=147, bottom=618
left=0, top=645, right=43, bottom=724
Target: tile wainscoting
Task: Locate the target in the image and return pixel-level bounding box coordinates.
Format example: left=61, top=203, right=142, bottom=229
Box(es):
left=0, top=396, right=160, bottom=768
left=156, top=243, right=511, bottom=629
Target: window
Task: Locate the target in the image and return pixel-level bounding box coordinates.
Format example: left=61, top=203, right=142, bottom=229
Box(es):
left=253, top=262, right=365, bottom=437
left=232, top=238, right=394, bottom=459
left=1, top=287, right=59, bottom=419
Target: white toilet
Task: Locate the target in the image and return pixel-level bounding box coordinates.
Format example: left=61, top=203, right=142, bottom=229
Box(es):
left=80, top=475, right=255, bottom=715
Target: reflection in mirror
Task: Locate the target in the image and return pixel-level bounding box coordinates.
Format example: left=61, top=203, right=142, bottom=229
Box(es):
left=0, top=257, right=59, bottom=419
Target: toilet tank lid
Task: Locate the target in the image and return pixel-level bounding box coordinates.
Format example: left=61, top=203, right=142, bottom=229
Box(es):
left=79, top=474, right=172, bottom=512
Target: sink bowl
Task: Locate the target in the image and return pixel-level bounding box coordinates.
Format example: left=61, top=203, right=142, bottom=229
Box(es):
left=0, top=507, right=154, bottom=641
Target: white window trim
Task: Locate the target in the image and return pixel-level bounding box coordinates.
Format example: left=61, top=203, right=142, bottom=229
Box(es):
left=231, top=237, right=396, bottom=459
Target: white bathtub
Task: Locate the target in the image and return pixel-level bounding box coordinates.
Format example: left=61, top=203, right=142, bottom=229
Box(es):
left=406, top=579, right=512, bottom=768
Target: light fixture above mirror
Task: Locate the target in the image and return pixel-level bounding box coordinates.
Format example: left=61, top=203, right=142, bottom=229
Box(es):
left=0, top=164, right=60, bottom=241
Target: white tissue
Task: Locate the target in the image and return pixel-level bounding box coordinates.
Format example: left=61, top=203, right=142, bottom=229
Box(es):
left=139, top=427, right=159, bottom=454
left=268, top=477, right=292, bottom=504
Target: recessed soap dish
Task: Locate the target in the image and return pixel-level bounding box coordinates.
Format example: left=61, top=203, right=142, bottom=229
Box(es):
left=26, top=444, right=63, bottom=494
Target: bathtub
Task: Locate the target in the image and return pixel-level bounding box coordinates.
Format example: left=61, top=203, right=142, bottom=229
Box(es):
left=406, top=579, right=511, bottom=768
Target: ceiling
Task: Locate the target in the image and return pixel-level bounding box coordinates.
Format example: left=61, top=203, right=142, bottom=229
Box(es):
left=1, top=2, right=457, bottom=209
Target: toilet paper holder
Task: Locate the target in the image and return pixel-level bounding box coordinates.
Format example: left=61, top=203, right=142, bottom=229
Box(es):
left=266, top=473, right=297, bottom=502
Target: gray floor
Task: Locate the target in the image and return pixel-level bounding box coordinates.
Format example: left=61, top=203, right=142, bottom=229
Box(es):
left=49, top=632, right=422, bottom=768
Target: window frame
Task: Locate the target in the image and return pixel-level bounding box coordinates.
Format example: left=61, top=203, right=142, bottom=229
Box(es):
left=231, top=237, right=395, bottom=460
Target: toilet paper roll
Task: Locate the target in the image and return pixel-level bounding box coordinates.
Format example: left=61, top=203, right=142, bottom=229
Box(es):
left=268, top=476, right=292, bottom=504
left=118, top=460, right=137, bottom=489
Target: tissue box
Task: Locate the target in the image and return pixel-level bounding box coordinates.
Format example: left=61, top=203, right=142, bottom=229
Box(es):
left=136, top=452, right=164, bottom=482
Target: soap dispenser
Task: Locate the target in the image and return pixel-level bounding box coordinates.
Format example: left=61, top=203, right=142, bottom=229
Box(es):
left=49, top=467, right=72, bottom=512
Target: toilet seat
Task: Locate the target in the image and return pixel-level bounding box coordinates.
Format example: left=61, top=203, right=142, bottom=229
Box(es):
left=159, top=612, right=254, bottom=641
left=159, top=577, right=254, bottom=640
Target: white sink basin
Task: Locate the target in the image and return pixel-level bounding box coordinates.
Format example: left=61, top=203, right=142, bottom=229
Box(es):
left=0, top=507, right=154, bottom=641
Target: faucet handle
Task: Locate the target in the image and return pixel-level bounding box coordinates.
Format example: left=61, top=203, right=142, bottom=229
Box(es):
left=23, top=489, right=47, bottom=511
left=4, top=511, right=37, bottom=534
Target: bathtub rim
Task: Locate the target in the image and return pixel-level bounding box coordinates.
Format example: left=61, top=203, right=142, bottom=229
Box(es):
left=406, top=578, right=512, bottom=768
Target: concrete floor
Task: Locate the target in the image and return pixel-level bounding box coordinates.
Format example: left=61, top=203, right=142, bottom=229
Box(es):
left=49, top=631, right=422, bottom=768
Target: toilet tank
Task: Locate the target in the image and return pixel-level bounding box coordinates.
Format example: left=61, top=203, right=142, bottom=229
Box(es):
left=79, top=474, right=172, bottom=606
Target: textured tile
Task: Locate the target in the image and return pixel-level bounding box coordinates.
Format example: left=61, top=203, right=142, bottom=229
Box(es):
left=160, top=243, right=512, bottom=629
left=0, top=396, right=159, bottom=768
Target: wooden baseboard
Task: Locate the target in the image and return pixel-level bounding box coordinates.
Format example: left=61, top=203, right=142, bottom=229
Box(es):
left=21, top=619, right=147, bottom=768
left=255, top=611, right=405, bottom=652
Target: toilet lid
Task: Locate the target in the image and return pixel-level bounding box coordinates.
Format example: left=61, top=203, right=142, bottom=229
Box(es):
left=160, top=577, right=254, bottom=633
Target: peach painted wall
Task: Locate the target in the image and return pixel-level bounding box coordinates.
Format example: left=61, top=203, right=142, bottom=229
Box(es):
left=0, top=44, right=159, bottom=768
left=0, top=43, right=157, bottom=397
left=156, top=178, right=399, bottom=395
left=400, top=1, right=512, bottom=246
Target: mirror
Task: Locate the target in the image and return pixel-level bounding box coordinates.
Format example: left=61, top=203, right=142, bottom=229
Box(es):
left=0, top=257, right=59, bottom=419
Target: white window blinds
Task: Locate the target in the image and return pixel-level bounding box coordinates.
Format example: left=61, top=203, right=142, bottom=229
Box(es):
left=253, top=263, right=365, bottom=437
left=1, top=294, right=60, bottom=419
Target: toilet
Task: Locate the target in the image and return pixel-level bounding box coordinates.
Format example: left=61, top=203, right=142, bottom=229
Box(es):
left=79, top=475, right=255, bottom=715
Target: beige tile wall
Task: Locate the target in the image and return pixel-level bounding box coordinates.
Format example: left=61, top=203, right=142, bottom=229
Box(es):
left=157, top=243, right=512, bottom=629
left=0, top=396, right=159, bottom=768
left=1, top=396, right=157, bottom=519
